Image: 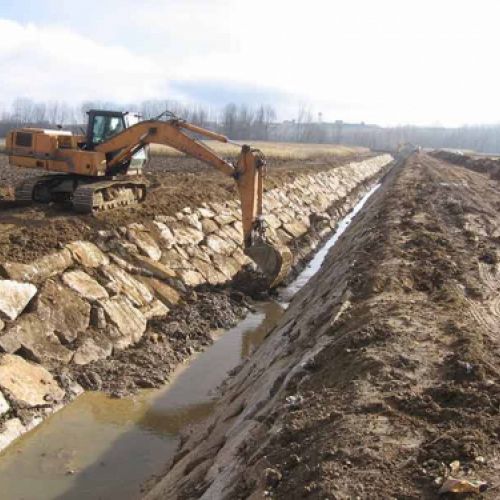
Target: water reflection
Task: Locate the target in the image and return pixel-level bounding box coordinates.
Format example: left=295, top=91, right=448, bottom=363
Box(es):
left=0, top=302, right=284, bottom=500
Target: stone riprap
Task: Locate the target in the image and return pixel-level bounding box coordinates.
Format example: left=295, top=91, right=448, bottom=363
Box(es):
left=0, top=154, right=392, bottom=451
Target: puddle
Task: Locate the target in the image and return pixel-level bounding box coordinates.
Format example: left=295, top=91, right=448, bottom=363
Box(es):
left=0, top=302, right=284, bottom=500
left=0, top=184, right=380, bottom=500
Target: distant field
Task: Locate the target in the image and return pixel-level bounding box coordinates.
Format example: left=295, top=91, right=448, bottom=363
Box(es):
left=151, top=141, right=367, bottom=160
left=0, top=137, right=366, bottom=160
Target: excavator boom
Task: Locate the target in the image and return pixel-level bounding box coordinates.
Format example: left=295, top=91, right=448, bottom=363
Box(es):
left=6, top=113, right=292, bottom=287
left=96, top=118, right=292, bottom=287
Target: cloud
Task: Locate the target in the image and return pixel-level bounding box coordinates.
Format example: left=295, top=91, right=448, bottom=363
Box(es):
left=2, top=1, right=500, bottom=125
left=0, top=19, right=173, bottom=105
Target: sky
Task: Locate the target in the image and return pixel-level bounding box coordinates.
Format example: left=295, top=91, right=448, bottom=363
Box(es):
left=1, top=0, right=500, bottom=126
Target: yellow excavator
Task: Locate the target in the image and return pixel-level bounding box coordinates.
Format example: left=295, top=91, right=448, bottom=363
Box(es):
left=5, top=110, right=291, bottom=286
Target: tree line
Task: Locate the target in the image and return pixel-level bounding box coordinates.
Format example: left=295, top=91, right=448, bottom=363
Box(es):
left=2, top=98, right=500, bottom=154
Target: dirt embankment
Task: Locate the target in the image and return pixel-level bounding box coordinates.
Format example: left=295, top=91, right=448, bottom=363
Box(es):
left=0, top=152, right=372, bottom=264
left=145, top=153, right=500, bottom=499
left=431, top=150, right=500, bottom=180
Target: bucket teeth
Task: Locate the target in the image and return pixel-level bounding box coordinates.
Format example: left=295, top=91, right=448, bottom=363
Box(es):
left=245, top=241, right=292, bottom=288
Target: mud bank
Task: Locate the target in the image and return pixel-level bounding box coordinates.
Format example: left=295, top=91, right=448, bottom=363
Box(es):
left=0, top=154, right=392, bottom=452
left=431, top=149, right=500, bottom=180
left=144, top=153, right=500, bottom=499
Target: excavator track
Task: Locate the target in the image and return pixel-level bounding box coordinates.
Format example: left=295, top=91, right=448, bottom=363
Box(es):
left=14, top=175, right=66, bottom=204
left=14, top=178, right=39, bottom=204
left=14, top=175, right=147, bottom=214
left=72, top=179, right=147, bottom=213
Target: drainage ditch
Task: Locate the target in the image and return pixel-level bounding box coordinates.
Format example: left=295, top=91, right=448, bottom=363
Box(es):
left=0, top=181, right=382, bottom=500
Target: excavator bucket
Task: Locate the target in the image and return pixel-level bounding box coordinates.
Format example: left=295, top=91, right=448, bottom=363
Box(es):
left=245, top=241, right=293, bottom=288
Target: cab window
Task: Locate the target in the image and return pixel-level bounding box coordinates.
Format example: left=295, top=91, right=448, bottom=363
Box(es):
left=92, top=115, right=124, bottom=144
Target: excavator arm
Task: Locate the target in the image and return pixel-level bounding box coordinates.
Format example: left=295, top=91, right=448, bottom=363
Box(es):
left=95, top=119, right=292, bottom=287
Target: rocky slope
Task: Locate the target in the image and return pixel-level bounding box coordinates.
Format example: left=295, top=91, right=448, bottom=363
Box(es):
left=0, top=154, right=392, bottom=452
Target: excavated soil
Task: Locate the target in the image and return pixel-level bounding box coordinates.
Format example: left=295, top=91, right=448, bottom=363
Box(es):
left=145, top=153, right=500, bottom=499
left=68, top=289, right=250, bottom=398
left=0, top=152, right=371, bottom=263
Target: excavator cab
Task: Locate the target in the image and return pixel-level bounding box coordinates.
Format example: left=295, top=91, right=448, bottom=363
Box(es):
left=86, top=110, right=127, bottom=149
left=85, top=110, right=148, bottom=173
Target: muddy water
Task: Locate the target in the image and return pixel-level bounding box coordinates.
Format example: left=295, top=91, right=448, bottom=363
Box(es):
left=0, top=302, right=285, bottom=500
left=0, top=184, right=380, bottom=500
left=280, top=183, right=380, bottom=304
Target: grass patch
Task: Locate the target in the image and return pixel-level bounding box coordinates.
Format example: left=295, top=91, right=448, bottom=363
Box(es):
left=150, top=141, right=367, bottom=160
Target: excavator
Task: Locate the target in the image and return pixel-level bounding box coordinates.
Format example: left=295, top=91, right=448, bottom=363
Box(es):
left=5, top=110, right=291, bottom=286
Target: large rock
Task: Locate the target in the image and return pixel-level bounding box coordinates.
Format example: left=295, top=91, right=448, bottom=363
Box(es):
left=36, top=279, right=91, bottom=343
left=127, top=226, right=162, bottom=261
left=201, top=218, right=219, bottom=235
left=212, top=254, right=241, bottom=279
left=0, top=280, right=37, bottom=320
left=62, top=270, right=109, bottom=301
left=161, top=248, right=192, bottom=270
left=177, top=269, right=205, bottom=288
left=0, top=354, right=65, bottom=407
left=100, top=265, right=154, bottom=307
left=66, top=241, right=110, bottom=268
left=141, top=300, right=170, bottom=320
left=231, top=248, right=252, bottom=267
left=191, top=258, right=227, bottom=285
left=196, top=206, right=216, bottom=219
left=0, top=390, right=9, bottom=416
left=0, top=418, right=25, bottom=452
left=0, top=249, right=73, bottom=284
left=0, top=314, right=73, bottom=365
left=218, top=224, right=242, bottom=246
left=185, top=246, right=211, bottom=263
left=98, top=296, right=147, bottom=349
left=132, top=255, right=176, bottom=280
left=170, top=225, right=204, bottom=246
left=205, top=234, right=235, bottom=255
left=283, top=220, right=309, bottom=238
left=108, top=239, right=140, bottom=259
left=178, top=213, right=202, bottom=231
left=264, top=213, right=282, bottom=230
left=276, top=228, right=294, bottom=244
left=141, top=277, right=181, bottom=307
left=72, top=334, right=113, bottom=365
left=214, top=213, right=236, bottom=226
left=152, top=221, right=176, bottom=249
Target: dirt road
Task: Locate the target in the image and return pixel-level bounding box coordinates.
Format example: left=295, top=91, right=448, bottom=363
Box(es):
left=0, top=152, right=371, bottom=263
left=145, top=153, right=500, bottom=499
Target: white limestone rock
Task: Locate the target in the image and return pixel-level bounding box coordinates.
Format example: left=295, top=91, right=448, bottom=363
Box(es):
left=100, top=265, right=154, bottom=307
left=0, top=249, right=73, bottom=284
left=66, top=241, right=110, bottom=268
left=62, top=270, right=109, bottom=301
left=0, top=418, right=25, bottom=452
left=127, top=227, right=162, bottom=261
left=0, top=354, right=65, bottom=407
left=0, top=280, right=37, bottom=320
left=98, top=296, right=147, bottom=348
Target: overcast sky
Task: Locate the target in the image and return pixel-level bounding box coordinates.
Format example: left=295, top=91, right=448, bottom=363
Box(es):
left=1, top=0, right=500, bottom=126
